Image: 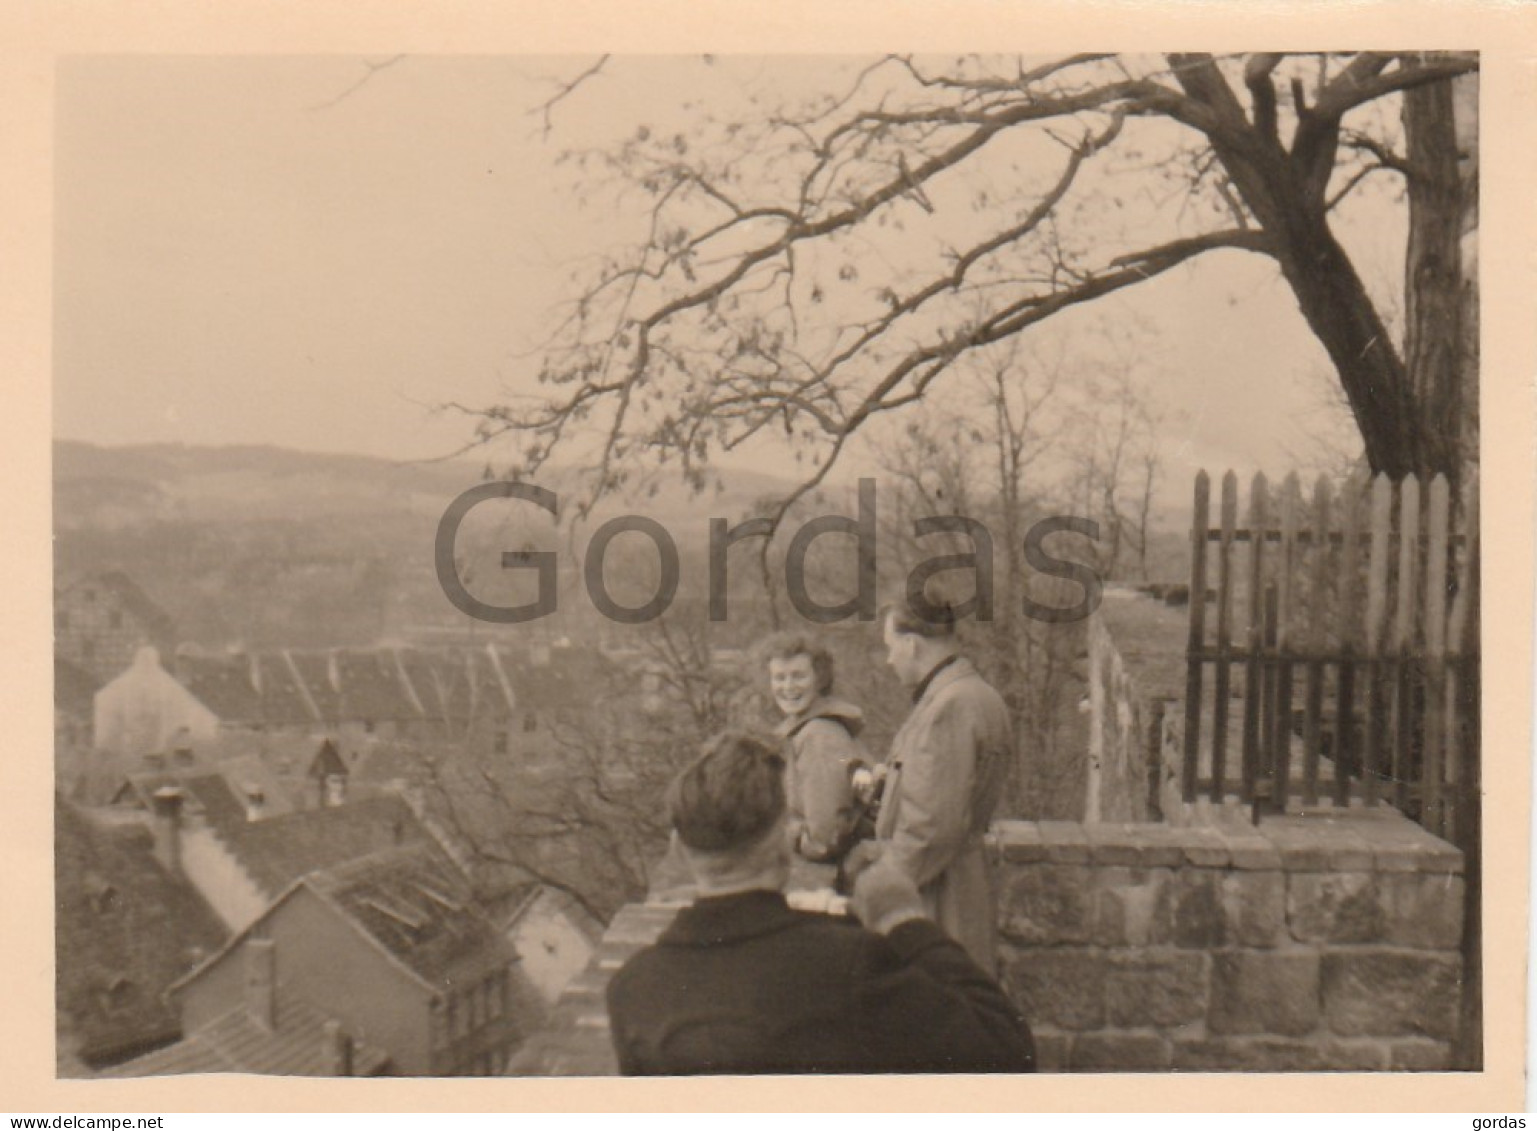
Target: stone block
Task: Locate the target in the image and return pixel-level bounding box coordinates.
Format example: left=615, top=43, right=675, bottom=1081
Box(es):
left=1030, top=1030, right=1071, bottom=1073
left=1321, top=1039, right=1391, bottom=1070
left=1092, top=866, right=1169, bottom=947
left=1224, top=829, right=1284, bottom=870
left=1104, top=951, right=1208, bottom=1028
left=1380, top=873, right=1465, bottom=949
left=1178, top=826, right=1231, bottom=868
left=992, top=821, right=1048, bottom=863
left=1159, top=869, right=1228, bottom=948
left=1124, top=823, right=1193, bottom=868
left=1085, top=823, right=1145, bottom=866
left=1259, top=815, right=1374, bottom=871
left=1037, top=821, right=1091, bottom=863
left=1390, top=1039, right=1453, bottom=1070
left=1287, top=872, right=1384, bottom=943
left=999, top=864, right=1095, bottom=946
left=1172, top=1037, right=1325, bottom=1072
left=1358, top=813, right=1464, bottom=874
left=1070, top=1032, right=1172, bottom=1072
left=1322, top=951, right=1461, bottom=1040
left=1221, top=869, right=1286, bottom=947
left=1208, top=951, right=1321, bottom=1037
left=1002, top=948, right=1105, bottom=1031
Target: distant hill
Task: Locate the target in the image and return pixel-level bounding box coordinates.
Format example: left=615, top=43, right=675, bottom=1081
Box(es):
left=52, top=440, right=811, bottom=531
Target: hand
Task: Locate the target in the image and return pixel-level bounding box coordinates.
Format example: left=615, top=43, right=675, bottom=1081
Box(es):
left=840, top=838, right=885, bottom=888
left=850, top=857, right=927, bottom=935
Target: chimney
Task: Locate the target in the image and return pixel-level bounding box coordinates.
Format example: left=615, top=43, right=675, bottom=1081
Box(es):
left=244, top=938, right=277, bottom=1030
left=149, top=786, right=184, bottom=875
left=324, top=773, right=347, bottom=808
left=322, top=1019, right=355, bottom=1076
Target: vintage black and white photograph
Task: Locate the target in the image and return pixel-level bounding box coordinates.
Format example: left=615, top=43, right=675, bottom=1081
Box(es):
left=49, top=50, right=1491, bottom=1084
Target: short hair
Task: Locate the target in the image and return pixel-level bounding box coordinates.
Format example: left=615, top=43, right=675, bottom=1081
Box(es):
left=667, top=732, right=787, bottom=852
left=762, top=632, right=835, bottom=696
left=882, top=596, right=958, bottom=640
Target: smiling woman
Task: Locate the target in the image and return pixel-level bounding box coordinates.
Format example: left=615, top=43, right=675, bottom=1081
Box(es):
left=763, top=631, right=875, bottom=886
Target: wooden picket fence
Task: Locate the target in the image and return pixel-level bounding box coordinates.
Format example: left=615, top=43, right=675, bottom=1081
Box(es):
left=1180, top=470, right=1480, bottom=840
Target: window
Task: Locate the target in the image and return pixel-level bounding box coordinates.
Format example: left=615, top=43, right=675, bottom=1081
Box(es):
left=55, top=610, right=69, bottom=630
left=109, top=610, right=123, bottom=629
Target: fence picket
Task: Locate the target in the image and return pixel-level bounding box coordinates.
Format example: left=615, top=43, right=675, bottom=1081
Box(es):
left=1302, top=476, right=1332, bottom=806
left=1212, top=471, right=1238, bottom=799
left=1334, top=475, right=1364, bottom=807
left=1423, top=474, right=1450, bottom=835
left=1392, top=474, right=1421, bottom=812
left=1361, top=474, right=1393, bottom=805
left=1270, top=474, right=1301, bottom=813
left=1182, top=470, right=1210, bottom=802
left=1240, top=473, right=1270, bottom=804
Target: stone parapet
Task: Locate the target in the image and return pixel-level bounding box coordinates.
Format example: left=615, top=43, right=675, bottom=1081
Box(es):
left=992, top=811, right=1464, bottom=1071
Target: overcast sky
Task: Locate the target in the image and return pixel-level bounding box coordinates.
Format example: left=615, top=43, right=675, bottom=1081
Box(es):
left=54, top=55, right=1389, bottom=510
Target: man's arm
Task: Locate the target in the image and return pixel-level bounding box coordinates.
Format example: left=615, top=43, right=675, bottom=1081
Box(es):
left=886, top=693, right=977, bottom=888
left=848, top=858, right=1035, bottom=1073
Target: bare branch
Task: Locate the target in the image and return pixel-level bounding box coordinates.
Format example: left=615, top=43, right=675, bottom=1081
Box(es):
left=307, top=55, right=406, bottom=113
left=530, top=55, right=611, bottom=139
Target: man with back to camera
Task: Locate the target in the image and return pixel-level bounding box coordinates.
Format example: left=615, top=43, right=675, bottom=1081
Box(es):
left=849, top=596, right=1014, bottom=976
left=604, top=732, right=1034, bottom=1075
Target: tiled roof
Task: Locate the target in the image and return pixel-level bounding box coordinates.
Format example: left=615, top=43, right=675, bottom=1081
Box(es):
left=205, top=794, right=430, bottom=899
left=307, top=738, right=348, bottom=781
left=102, top=987, right=390, bottom=1077
left=58, top=571, right=176, bottom=642
left=55, top=797, right=228, bottom=1068
left=176, top=654, right=264, bottom=723
left=307, top=841, right=514, bottom=989
left=396, top=649, right=451, bottom=723
left=256, top=653, right=322, bottom=726
left=285, top=652, right=342, bottom=722
left=503, top=646, right=614, bottom=712
left=335, top=649, right=421, bottom=723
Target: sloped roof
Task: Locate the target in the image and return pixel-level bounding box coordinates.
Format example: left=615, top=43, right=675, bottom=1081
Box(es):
left=203, top=793, right=430, bottom=899
left=256, top=653, right=322, bottom=726
left=306, top=841, right=514, bottom=989
left=396, top=649, right=452, bottom=723
left=335, top=649, right=421, bottom=723
left=307, top=738, right=348, bottom=781
left=58, top=571, right=176, bottom=643
left=285, top=651, right=342, bottom=722
left=55, top=797, right=227, bottom=1066
left=175, top=654, right=263, bottom=723
left=503, top=645, right=615, bottom=712
left=102, top=987, right=390, bottom=1077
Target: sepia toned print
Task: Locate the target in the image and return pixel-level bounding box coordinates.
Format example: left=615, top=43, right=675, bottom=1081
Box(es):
left=52, top=52, right=1486, bottom=1083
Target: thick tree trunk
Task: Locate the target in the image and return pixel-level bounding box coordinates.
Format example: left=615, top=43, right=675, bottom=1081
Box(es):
left=1404, top=68, right=1474, bottom=480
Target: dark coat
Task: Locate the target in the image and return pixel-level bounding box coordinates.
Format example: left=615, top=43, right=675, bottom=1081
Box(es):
left=605, top=890, right=1035, bottom=1075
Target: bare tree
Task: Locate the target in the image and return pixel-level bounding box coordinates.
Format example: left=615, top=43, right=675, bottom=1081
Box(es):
left=456, top=52, right=1477, bottom=519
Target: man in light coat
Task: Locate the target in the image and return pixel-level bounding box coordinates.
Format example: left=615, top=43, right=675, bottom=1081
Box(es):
left=863, top=600, right=1013, bottom=974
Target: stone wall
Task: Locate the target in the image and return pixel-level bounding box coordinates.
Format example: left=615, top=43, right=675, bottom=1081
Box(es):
left=1086, top=590, right=1190, bottom=823
left=993, top=812, right=1465, bottom=1071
